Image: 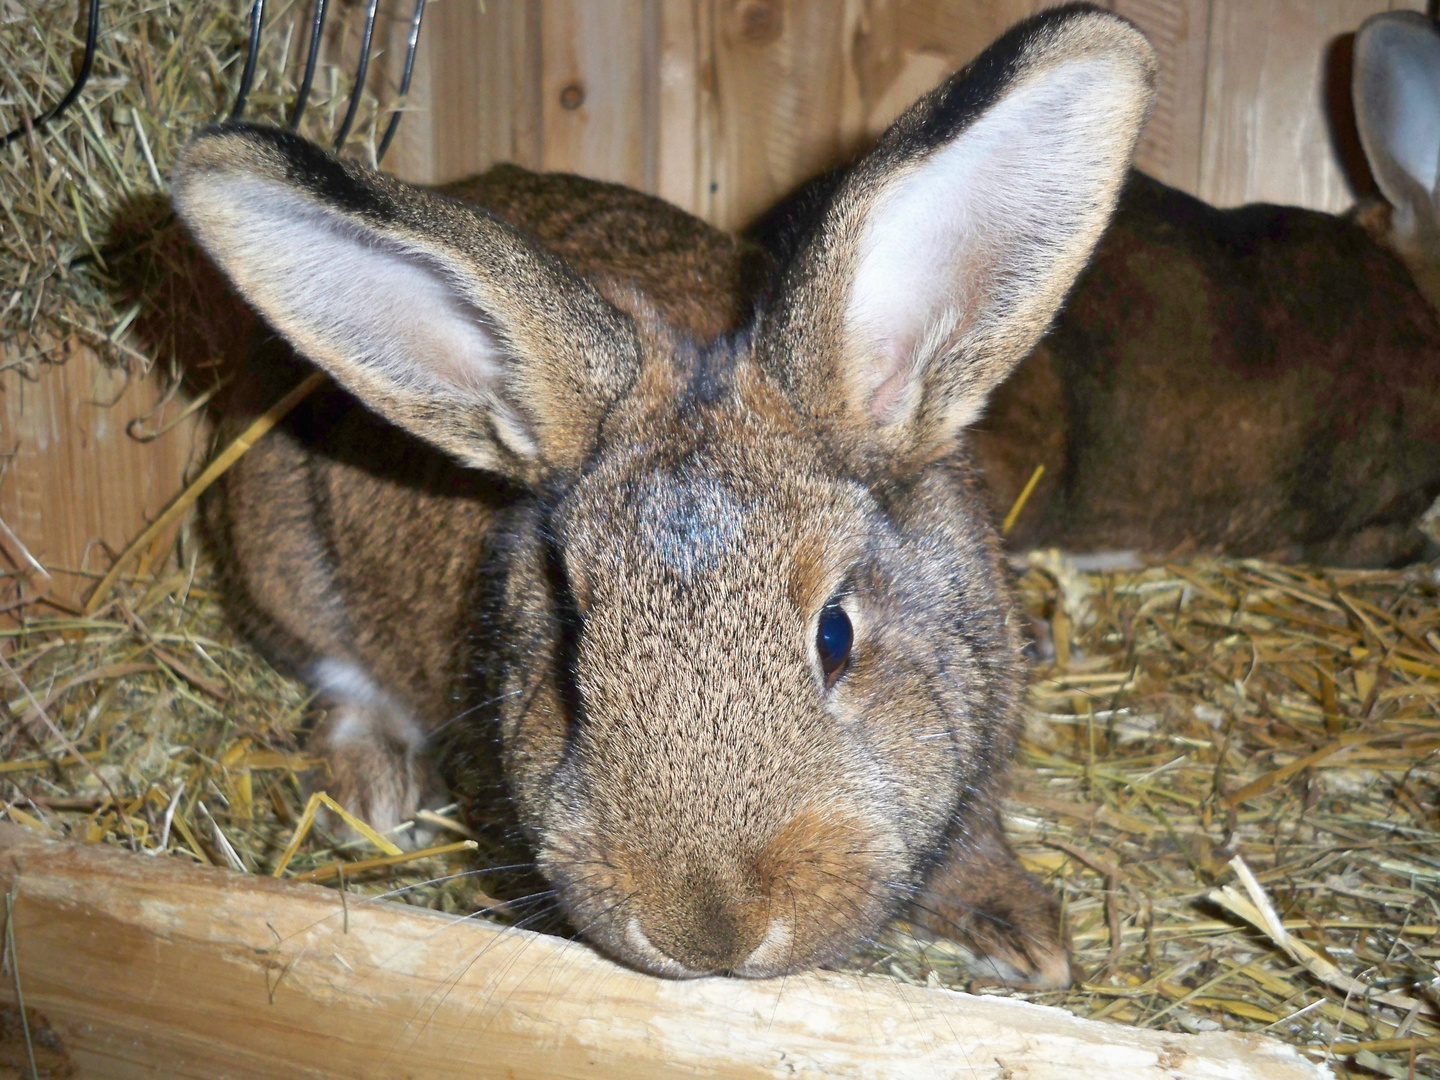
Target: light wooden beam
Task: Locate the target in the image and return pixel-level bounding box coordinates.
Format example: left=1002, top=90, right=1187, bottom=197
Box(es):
left=0, top=824, right=1330, bottom=1079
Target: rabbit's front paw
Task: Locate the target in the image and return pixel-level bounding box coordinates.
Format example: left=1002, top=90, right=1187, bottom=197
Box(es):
left=307, top=662, right=443, bottom=850
left=912, top=821, right=1074, bottom=989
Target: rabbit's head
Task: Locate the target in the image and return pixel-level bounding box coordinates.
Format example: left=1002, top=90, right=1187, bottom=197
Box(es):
left=1355, top=10, right=1440, bottom=309
left=173, top=6, right=1153, bottom=977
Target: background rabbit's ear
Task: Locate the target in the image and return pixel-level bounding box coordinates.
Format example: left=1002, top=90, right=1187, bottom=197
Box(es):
left=1354, top=12, right=1440, bottom=294
left=172, top=125, right=639, bottom=478
left=761, top=8, right=1154, bottom=471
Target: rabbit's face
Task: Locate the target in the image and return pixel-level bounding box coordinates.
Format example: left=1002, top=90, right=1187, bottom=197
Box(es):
left=510, top=349, right=1004, bottom=976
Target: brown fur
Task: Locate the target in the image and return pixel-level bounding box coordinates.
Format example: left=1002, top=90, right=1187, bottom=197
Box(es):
left=974, top=171, right=1440, bottom=566
left=173, top=6, right=1154, bottom=984
left=973, top=11, right=1440, bottom=566
left=751, top=13, right=1440, bottom=569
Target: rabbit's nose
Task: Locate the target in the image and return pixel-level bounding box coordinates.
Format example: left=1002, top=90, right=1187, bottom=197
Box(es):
left=639, top=870, right=770, bottom=974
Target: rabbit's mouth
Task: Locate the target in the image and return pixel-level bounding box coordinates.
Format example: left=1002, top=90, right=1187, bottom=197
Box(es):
left=614, top=913, right=797, bottom=979
left=536, top=804, right=910, bottom=979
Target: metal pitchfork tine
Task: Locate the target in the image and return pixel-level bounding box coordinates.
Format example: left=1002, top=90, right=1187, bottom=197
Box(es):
left=377, top=0, right=426, bottom=161
left=0, top=0, right=100, bottom=149
left=4, top=0, right=426, bottom=164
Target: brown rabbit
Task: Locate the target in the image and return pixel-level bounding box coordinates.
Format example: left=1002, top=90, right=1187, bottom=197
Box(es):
left=969, top=10, right=1440, bottom=566
left=171, top=6, right=1155, bottom=985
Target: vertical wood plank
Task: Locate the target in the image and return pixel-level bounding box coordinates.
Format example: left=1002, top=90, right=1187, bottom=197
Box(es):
left=1114, top=0, right=1212, bottom=194
left=847, top=0, right=1046, bottom=144
left=703, top=0, right=1054, bottom=230
left=657, top=0, right=707, bottom=214
left=539, top=0, right=649, bottom=188
left=377, top=0, right=438, bottom=184
left=417, top=0, right=541, bottom=184
left=708, top=0, right=858, bottom=230
left=642, top=0, right=663, bottom=194
left=516, top=1, right=546, bottom=171
left=1198, top=0, right=1392, bottom=212
left=0, top=345, right=206, bottom=604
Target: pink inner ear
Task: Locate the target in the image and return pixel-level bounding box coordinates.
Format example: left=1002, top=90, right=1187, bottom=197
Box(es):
left=839, top=55, right=1147, bottom=437
left=185, top=175, right=509, bottom=402
left=868, top=336, right=917, bottom=424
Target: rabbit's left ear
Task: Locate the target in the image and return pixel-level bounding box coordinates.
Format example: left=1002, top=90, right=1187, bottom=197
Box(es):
left=172, top=124, right=640, bottom=480
left=762, top=7, right=1155, bottom=471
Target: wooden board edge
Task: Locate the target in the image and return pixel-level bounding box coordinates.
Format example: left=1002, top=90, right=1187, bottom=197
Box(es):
left=0, top=823, right=1331, bottom=1079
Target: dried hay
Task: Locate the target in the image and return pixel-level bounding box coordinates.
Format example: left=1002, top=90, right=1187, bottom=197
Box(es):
left=884, top=554, right=1440, bottom=1079
left=2, top=0, right=413, bottom=382
left=3, top=551, right=1437, bottom=1077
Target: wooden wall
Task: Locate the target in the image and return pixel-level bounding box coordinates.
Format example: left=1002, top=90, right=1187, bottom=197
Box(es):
left=0, top=343, right=208, bottom=599
left=5, top=0, right=1432, bottom=601
left=387, top=0, right=1429, bottom=228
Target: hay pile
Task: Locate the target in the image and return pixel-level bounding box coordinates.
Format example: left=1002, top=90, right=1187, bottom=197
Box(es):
left=3, top=552, right=1437, bottom=1077
left=888, top=554, right=1440, bottom=1079
left=0, top=552, right=490, bottom=906
left=2, top=0, right=408, bottom=393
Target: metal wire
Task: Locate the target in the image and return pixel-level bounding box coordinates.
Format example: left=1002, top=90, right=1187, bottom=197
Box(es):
left=1, top=0, right=101, bottom=148
left=376, top=0, right=426, bottom=163
left=288, top=0, right=331, bottom=130
left=5, top=0, right=424, bottom=165
left=332, top=0, right=380, bottom=152
left=229, top=0, right=268, bottom=120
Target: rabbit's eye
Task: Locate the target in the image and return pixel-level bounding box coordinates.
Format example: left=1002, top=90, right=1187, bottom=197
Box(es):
left=817, top=602, right=852, bottom=686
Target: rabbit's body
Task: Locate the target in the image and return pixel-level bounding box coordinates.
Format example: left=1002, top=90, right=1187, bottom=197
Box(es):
left=176, top=7, right=1156, bottom=984
left=974, top=12, right=1440, bottom=566
left=976, top=169, right=1440, bottom=565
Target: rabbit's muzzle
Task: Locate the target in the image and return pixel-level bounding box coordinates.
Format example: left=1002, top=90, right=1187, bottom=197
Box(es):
left=539, top=799, right=905, bottom=978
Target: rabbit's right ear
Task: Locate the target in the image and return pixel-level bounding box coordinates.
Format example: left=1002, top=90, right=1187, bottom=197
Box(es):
left=1354, top=12, right=1440, bottom=297
left=759, top=7, right=1155, bottom=472
left=172, top=125, right=639, bottom=478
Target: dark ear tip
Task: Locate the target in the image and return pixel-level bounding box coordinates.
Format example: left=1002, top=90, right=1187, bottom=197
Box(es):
left=174, top=122, right=292, bottom=189
left=900, top=5, right=1155, bottom=157
left=171, top=123, right=385, bottom=226
left=1023, top=7, right=1160, bottom=120
left=1034, top=5, right=1158, bottom=78
left=176, top=122, right=326, bottom=179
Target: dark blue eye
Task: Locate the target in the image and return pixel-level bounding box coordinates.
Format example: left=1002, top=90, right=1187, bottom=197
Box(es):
left=817, top=602, right=852, bottom=684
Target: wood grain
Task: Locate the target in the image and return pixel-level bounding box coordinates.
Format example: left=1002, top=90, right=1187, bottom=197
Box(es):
left=0, top=344, right=206, bottom=607
left=1198, top=0, right=1389, bottom=211
left=539, top=0, right=652, bottom=189
left=0, top=824, right=1331, bottom=1080
left=403, top=0, right=542, bottom=184
left=1115, top=0, right=1213, bottom=193
left=656, top=0, right=709, bottom=214
left=707, top=0, right=858, bottom=229
left=374, top=0, right=440, bottom=184
left=848, top=0, right=1043, bottom=141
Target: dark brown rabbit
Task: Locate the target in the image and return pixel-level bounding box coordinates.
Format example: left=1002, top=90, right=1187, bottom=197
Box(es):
left=971, top=11, right=1440, bottom=566
left=171, top=6, right=1155, bottom=985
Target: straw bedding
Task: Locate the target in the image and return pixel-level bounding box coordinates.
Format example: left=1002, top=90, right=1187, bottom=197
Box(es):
left=2, top=0, right=398, bottom=383
left=3, top=3, right=1438, bottom=1078
left=4, top=555, right=1437, bottom=1077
